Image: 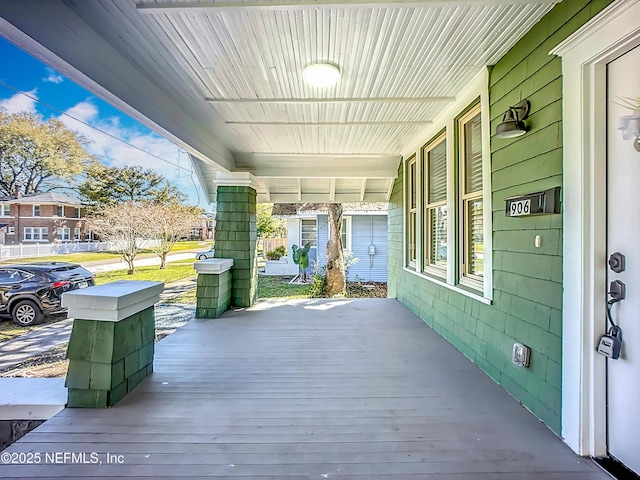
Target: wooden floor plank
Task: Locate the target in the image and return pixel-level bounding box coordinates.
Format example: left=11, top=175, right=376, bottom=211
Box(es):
left=1, top=298, right=610, bottom=479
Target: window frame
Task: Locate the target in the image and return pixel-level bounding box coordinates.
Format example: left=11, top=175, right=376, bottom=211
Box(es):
left=422, top=132, right=448, bottom=277
left=458, top=103, right=484, bottom=290
left=32, top=205, right=41, bottom=217
left=405, top=154, right=417, bottom=269
left=74, top=227, right=81, bottom=240
left=57, top=227, right=71, bottom=241
left=400, top=72, right=492, bottom=303
left=0, top=204, right=10, bottom=216
left=24, top=227, right=48, bottom=241
left=74, top=207, right=81, bottom=218
left=300, top=218, right=317, bottom=247
left=57, top=205, right=64, bottom=217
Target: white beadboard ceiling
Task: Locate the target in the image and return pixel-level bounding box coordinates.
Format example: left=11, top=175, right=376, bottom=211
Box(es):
left=0, top=0, right=559, bottom=203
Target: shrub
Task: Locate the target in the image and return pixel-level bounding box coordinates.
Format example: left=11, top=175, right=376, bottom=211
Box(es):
left=266, top=245, right=286, bottom=260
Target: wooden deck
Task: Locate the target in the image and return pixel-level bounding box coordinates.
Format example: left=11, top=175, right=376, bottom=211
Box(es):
left=1, top=298, right=610, bottom=479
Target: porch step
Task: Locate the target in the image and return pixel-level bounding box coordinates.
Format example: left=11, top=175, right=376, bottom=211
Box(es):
left=0, top=378, right=66, bottom=420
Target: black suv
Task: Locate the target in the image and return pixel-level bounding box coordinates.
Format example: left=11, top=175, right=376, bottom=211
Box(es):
left=0, top=263, right=95, bottom=326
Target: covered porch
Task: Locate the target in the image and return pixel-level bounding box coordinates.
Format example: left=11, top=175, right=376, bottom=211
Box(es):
left=2, top=298, right=607, bottom=479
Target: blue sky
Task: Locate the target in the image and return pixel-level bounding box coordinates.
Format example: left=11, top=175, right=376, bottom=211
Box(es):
left=0, top=37, right=210, bottom=210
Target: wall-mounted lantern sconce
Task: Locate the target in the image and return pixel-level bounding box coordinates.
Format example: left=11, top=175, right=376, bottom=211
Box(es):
left=495, top=100, right=530, bottom=139
left=618, top=109, right=640, bottom=152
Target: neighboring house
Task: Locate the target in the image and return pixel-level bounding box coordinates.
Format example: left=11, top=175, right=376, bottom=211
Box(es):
left=272, top=203, right=388, bottom=282
left=0, top=192, right=90, bottom=245
left=187, top=213, right=216, bottom=241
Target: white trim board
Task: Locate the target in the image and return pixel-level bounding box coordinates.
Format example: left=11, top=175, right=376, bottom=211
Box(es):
left=551, top=0, right=640, bottom=458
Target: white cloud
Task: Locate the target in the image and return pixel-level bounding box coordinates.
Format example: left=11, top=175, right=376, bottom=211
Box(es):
left=43, top=67, right=64, bottom=84
left=58, top=100, right=207, bottom=207
left=65, top=100, right=99, bottom=122
left=0, top=90, right=38, bottom=114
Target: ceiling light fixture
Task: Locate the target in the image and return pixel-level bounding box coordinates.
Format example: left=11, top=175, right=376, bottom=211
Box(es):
left=303, top=62, right=340, bottom=87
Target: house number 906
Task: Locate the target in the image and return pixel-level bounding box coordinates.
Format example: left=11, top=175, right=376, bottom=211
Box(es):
left=509, top=199, right=531, bottom=217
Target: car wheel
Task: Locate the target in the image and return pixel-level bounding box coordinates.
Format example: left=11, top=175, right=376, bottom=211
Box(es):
left=11, top=300, right=44, bottom=327
left=197, top=254, right=205, bottom=260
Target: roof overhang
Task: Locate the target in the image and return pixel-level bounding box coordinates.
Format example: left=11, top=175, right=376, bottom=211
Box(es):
left=0, top=0, right=561, bottom=203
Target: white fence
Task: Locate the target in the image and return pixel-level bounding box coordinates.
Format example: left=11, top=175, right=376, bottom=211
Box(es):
left=0, top=241, right=111, bottom=260
left=0, top=238, right=165, bottom=260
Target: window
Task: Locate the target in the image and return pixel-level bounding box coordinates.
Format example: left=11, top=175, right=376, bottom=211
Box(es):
left=7, top=227, right=14, bottom=235
left=459, top=105, right=484, bottom=286
left=74, top=207, right=81, bottom=218
left=341, top=216, right=352, bottom=251
left=74, top=228, right=81, bottom=240
left=57, top=227, right=71, bottom=241
left=0, top=204, right=10, bottom=216
left=423, top=134, right=447, bottom=274
left=33, top=205, right=41, bottom=217
left=328, top=216, right=352, bottom=251
left=56, top=205, right=64, bottom=217
left=301, top=219, right=317, bottom=247
left=24, top=227, right=48, bottom=241
left=406, top=155, right=417, bottom=267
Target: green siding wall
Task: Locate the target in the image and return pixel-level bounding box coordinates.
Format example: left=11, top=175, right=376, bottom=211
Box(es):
left=388, top=0, right=612, bottom=435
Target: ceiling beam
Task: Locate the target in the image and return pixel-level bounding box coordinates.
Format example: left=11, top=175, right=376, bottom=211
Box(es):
left=138, top=0, right=562, bottom=14
left=206, top=97, right=455, bottom=104
left=227, top=121, right=432, bottom=126
left=330, top=178, right=336, bottom=202
left=360, top=179, right=367, bottom=201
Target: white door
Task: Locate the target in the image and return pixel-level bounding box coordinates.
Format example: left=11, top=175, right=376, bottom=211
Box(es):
left=606, top=45, right=640, bottom=475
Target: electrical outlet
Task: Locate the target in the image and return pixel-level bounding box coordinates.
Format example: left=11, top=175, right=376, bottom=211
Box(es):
left=512, top=343, right=531, bottom=367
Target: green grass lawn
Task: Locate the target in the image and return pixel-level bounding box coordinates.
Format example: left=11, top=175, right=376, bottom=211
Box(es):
left=258, top=275, right=312, bottom=299
left=0, top=241, right=211, bottom=265
left=94, top=261, right=197, bottom=285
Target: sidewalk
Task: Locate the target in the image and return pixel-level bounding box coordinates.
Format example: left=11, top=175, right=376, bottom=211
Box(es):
left=0, top=277, right=196, bottom=371
left=83, top=251, right=199, bottom=273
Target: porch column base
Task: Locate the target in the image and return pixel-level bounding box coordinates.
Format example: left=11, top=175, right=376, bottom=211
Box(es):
left=194, top=259, right=233, bottom=318
left=61, top=281, right=163, bottom=408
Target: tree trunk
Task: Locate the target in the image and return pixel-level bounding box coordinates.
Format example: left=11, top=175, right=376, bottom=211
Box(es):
left=160, top=252, right=167, bottom=269
left=325, top=203, right=346, bottom=296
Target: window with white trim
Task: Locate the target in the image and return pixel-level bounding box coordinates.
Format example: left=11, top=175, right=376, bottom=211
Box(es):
left=24, top=227, right=48, bottom=241
left=74, top=228, right=81, bottom=240
left=57, top=227, right=71, bottom=241
left=7, top=227, right=14, bottom=235
left=301, top=219, right=317, bottom=247
left=56, top=205, right=64, bottom=217
left=458, top=104, right=484, bottom=288
left=0, top=204, right=10, bottom=216
left=33, top=205, right=41, bottom=217
left=422, top=133, right=447, bottom=275
left=341, top=216, right=352, bottom=252
left=74, top=207, right=81, bottom=218
left=406, top=155, right=417, bottom=267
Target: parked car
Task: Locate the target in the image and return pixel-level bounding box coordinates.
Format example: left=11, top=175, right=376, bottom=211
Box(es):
left=0, top=262, right=95, bottom=326
left=196, top=246, right=215, bottom=260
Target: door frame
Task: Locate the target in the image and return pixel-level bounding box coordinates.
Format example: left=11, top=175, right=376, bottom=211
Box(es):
left=552, top=0, right=640, bottom=458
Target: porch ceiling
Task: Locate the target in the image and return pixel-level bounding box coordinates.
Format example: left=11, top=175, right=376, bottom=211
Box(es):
left=0, top=0, right=559, bottom=203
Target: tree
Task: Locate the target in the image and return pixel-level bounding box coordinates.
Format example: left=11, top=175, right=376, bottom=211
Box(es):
left=88, top=202, right=147, bottom=274
left=257, top=203, right=286, bottom=238
left=140, top=203, right=198, bottom=269
left=77, top=164, right=185, bottom=206
left=325, top=203, right=346, bottom=296
left=0, top=109, right=93, bottom=197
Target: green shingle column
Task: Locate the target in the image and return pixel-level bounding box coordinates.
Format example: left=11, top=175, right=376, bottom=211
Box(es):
left=214, top=184, right=257, bottom=307
left=194, top=258, right=234, bottom=318
left=61, top=281, right=164, bottom=408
